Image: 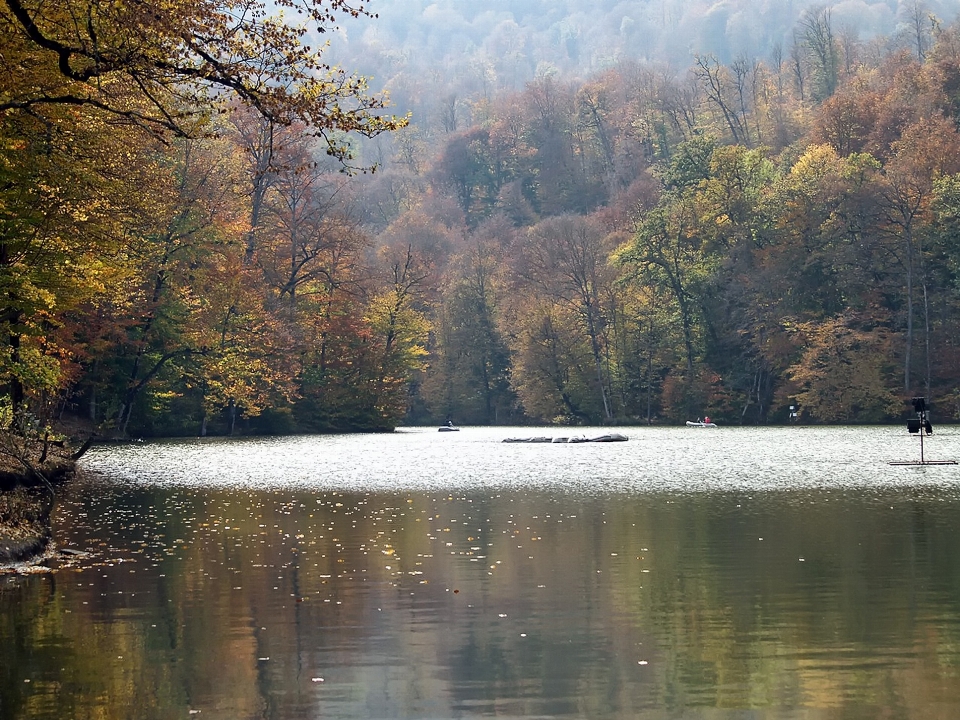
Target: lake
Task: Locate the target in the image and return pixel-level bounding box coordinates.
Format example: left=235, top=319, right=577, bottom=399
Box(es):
left=2, top=426, right=960, bottom=720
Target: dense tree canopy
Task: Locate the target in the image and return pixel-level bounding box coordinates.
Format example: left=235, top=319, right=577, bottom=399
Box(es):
left=0, top=0, right=411, bottom=438
left=4, top=1, right=960, bottom=436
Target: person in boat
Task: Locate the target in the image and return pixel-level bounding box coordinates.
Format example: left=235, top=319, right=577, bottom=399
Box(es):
left=445, top=417, right=454, bottom=428
left=704, top=416, right=711, bottom=424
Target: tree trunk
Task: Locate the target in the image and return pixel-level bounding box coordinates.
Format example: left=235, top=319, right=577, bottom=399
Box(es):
left=584, top=306, right=612, bottom=420
left=8, top=325, right=24, bottom=420
left=923, top=279, right=931, bottom=398
left=904, top=228, right=914, bottom=393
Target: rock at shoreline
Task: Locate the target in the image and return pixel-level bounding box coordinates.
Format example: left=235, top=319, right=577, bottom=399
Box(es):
left=0, top=434, right=78, bottom=565
left=0, top=531, right=51, bottom=565
left=0, top=495, right=52, bottom=567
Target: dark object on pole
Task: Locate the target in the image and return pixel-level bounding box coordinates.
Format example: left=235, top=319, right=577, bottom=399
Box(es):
left=907, top=397, right=933, bottom=436
left=891, top=397, right=956, bottom=466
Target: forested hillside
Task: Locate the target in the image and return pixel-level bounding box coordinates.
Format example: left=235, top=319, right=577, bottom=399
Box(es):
left=3, top=0, right=960, bottom=438
left=338, top=0, right=960, bottom=85
left=333, top=0, right=960, bottom=132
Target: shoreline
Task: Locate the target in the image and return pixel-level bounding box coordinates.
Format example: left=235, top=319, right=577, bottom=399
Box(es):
left=0, top=447, right=77, bottom=567
left=0, top=525, right=51, bottom=564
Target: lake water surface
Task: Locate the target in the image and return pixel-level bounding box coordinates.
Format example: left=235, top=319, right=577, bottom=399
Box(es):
left=3, top=426, right=960, bottom=719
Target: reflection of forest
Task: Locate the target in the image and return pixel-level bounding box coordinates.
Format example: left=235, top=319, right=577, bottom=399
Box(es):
left=2, top=487, right=960, bottom=718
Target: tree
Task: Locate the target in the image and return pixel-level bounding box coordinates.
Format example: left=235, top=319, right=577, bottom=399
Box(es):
left=620, top=139, right=723, bottom=385
left=515, top=215, right=618, bottom=421
left=576, top=80, right=616, bottom=178
left=786, top=314, right=900, bottom=422
left=423, top=227, right=515, bottom=425
left=0, top=105, right=148, bottom=423
left=875, top=116, right=960, bottom=394
left=431, top=127, right=499, bottom=226
left=362, top=245, right=430, bottom=428
left=799, top=7, right=840, bottom=102
left=519, top=76, right=599, bottom=215
left=694, top=55, right=749, bottom=145
left=900, top=0, right=935, bottom=62
left=258, top=135, right=363, bottom=314
left=509, top=302, right=596, bottom=423
left=812, top=91, right=879, bottom=157
left=0, top=0, right=410, bottom=436
left=763, top=145, right=873, bottom=318
left=0, top=0, right=406, bottom=158
left=189, top=259, right=296, bottom=436
left=615, top=286, right=682, bottom=423
left=90, top=133, right=250, bottom=434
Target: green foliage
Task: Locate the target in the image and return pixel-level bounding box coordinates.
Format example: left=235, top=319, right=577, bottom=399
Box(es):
left=422, top=248, right=516, bottom=424
left=660, top=136, right=718, bottom=191
left=932, top=173, right=960, bottom=283
left=509, top=304, right=601, bottom=423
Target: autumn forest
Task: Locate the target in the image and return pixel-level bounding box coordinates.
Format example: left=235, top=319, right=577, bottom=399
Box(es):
left=4, top=0, right=960, bottom=438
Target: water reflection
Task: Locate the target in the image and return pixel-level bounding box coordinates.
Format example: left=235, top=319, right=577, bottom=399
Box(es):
left=2, top=427, right=960, bottom=719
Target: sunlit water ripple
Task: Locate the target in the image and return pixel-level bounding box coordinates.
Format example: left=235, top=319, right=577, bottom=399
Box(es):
left=76, top=425, right=960, bottom=495
left=4, top=425, right=960, bottom=720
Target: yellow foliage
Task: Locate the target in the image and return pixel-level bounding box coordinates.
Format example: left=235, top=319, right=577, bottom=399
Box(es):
left=787, top=316, right=900, bottom=422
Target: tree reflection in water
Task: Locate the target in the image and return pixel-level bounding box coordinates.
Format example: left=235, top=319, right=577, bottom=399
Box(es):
left=2, top=428, right=960, bottom=719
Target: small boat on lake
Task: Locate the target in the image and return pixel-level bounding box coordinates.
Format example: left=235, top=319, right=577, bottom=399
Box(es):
left=438, top=425, right=460, bottom=432
left=685, top=420, right=717, bottom=428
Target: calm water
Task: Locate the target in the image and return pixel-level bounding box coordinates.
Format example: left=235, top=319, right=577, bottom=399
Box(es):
left=3, top=426, right=960, bottom=720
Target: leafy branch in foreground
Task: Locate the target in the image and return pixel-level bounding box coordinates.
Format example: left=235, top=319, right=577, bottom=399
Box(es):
left=0, top=0, right=407, bottom=158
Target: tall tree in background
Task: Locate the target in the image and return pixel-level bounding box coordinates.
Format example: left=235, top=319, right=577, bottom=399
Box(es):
left=514, top=215, right=618, bottom=421
left=362, top=245, right=431, bottom=428
left=876, top=115, right=960, bottom=395
left=694, top=55, right=749, bottom=145
left=87, top=132, right=253, bottom=434
left=798, top=7, right=840, bottom=102
left=787, top=314, right=900, bottom=422
left=620, top=139, right=719, bottom=387
left=425, top=238, right=515, bottom=424
left=901, top=0, right=936, bottom=62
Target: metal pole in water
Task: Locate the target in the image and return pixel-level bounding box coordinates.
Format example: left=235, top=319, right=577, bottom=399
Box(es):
left=891, top=397, right=956, bottom=466
left=919, top=412, right=924, bottom=463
